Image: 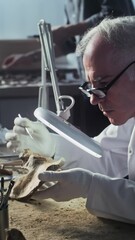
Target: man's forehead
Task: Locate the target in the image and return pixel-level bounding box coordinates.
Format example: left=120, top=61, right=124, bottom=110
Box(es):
left=84, top=35, right=112, bottom=57
left=83, top=35, right=116, bottom=74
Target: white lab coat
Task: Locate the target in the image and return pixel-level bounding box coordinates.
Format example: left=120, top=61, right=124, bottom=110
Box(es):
left=53, top=117, right=135, bottom=224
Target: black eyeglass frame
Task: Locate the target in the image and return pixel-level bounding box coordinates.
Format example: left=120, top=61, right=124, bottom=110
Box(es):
left=79, top=61, right=135, bottom=98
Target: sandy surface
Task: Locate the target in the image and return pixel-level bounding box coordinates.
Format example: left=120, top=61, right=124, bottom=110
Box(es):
left=8, top=198, right=135, bottom=240
left=0, top=147, right=135, bottom=240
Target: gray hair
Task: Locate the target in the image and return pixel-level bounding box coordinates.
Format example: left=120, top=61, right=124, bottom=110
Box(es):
left=76, top=16, right=135, bottom=57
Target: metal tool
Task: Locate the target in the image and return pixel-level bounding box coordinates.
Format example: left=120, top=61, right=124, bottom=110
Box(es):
left=34, top=107, right=102, bottom=158
left=37, top=19, right=75, bottom=120
left=0, top=160, right=23, bottom=168
left=0, top=180, right=14, bottom=210
left=0, top=177, right=4, bottom=208
left=18, top=114, right=34, bottom=139
left=0, top=176, right=12, bottom=182
left=0, top=205, right=9, bottom=240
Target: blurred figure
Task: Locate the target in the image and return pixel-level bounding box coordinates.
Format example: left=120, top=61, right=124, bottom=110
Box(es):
left=2, top=0, right=134, bottom=68
left=60, top=0, right=135, bottom=54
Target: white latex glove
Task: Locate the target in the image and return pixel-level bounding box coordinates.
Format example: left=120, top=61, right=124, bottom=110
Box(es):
left=32, top=168, right=93, bottom=201
left=5, top=117, right=55, bottom=157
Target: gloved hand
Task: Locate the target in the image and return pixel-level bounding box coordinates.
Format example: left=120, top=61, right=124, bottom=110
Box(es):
left=5, top=117, right=55, bottom=157
left=32, top=168, right=93, bottom=201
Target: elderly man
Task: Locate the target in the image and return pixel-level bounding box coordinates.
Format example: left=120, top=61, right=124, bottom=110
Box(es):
left=6, top=16, right=135, bottom=224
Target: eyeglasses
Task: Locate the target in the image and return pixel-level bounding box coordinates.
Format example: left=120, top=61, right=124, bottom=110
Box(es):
left=79, top=61, right=135, bottom=98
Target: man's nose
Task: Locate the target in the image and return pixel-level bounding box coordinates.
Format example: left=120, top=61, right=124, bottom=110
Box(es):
left=89, top=94, right=104, bottom=105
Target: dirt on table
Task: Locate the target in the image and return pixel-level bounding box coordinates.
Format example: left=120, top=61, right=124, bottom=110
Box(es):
left=8, top=198, right=135, bottom=240
left=0, top=146, right=135, bottom=240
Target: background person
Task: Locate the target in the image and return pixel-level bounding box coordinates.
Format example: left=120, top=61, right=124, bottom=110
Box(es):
left=2, top=0, right=135, bottom=65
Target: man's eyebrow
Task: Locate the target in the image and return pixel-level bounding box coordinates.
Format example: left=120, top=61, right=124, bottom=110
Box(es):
left=87, top=75, right=102, bottom=82
left=87, top=74, right=113, bottom=83
left=93, top=75, right=113, bottom=82
left=93, top=76, right=102, bottom=82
